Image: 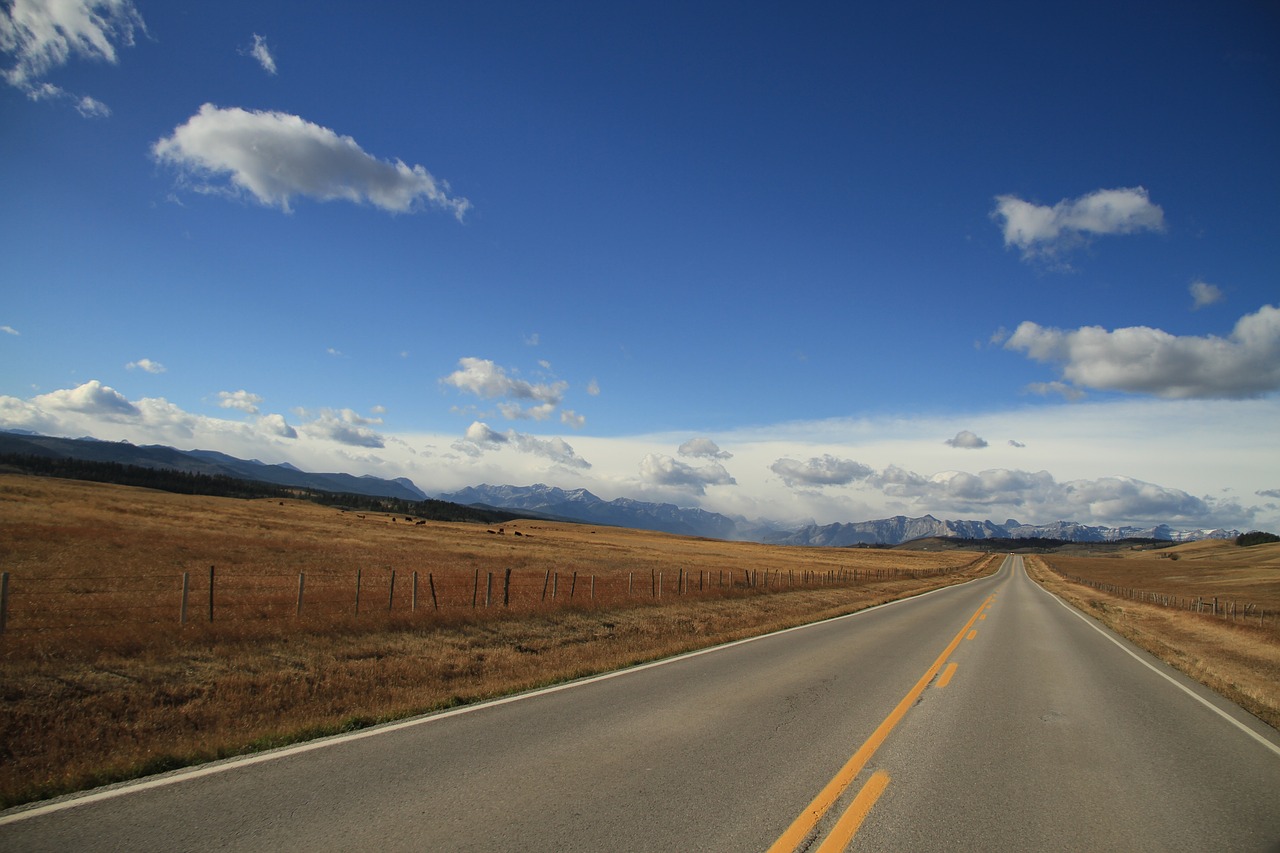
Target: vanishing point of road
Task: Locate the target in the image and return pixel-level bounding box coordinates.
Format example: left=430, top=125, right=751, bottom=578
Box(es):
left=3, top=556, right=1279, bottom=851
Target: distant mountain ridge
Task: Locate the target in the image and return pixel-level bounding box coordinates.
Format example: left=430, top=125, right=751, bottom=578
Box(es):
left=438, top=483, right=740, bottom=539
left=0, top=432, right=427, bottom=502
left=2, top=432, right=1248, bottom=544
left=766, top=514, right=1242, bottom=546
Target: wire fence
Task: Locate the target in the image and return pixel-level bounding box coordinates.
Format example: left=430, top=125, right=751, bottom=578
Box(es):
left=1039, top=562, right=1275, bottom=629
left=0, top=559, right=986, bottom=637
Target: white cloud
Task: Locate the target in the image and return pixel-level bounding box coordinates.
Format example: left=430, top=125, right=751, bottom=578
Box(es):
left=561, top=409, right=585, bottom=429
left=34, top=379, right=138, bottom=416
left=679, top=437, right=732, bottom=460
left=992, top=187, right=1165, bottom=261
left=639, top=453, right=735, bottom=494
left=442, top=357, right=568, bottom=420
left=1006, top=304, right=1280, bottom=399
left=586, top=379, right=600, bottom=396
left=246, top=33, right=275, bottom=75
left=1190, top=280, right=1224, bottom=310
left=771, top=454, right=874, bottom=488
left=258, top=413, right=296, bottom=439
left=300, top=408, right=385, bottom=448
left=126, top=358, right=165, bottom=374
left=456, top=420, right=590, bottom=469
left=2, top=325, right=20, bottom=335
left=1, top=0, right=142, bottom=112
left=218, top=389, right=262, bottom=414
left=1008, top=439, right=1026, bottom=448
left=945, top=430, right=988, bottom=449
left=152, top=104, right=471, bottom=219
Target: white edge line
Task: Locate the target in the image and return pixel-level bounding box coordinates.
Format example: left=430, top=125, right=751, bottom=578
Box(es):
left=1023, top=557, right=1280, bottom=759
left=1, top=561, right=1003, bottom=825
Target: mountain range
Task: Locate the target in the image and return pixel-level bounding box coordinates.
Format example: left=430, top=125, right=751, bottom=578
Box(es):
left=1, top=432, right=1245, bottom=545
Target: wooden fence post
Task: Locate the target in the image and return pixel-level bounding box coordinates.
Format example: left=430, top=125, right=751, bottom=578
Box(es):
left=429, top=572, right=438, bottom=610
left=591, top=575, right=595, bottom=600
left=504, top=568, right=511, bottom=607
left=472, top=569, right=479, bottom=608
left=569, top=572, right=577, bottom=600
left=355, top=568, right=362, bottom=615
left=485, top=572, right=492, bottom=607
left=542, top=569, right=550, bottom=601
left=297, top=573, right=305, bottom=617
left=412, top=571, right=418, bottom=611
left=180, top=571, right=189, bottom=624
left=389, top=570, right=397, bottom=612
left=208, top=565, right=215, bottom=623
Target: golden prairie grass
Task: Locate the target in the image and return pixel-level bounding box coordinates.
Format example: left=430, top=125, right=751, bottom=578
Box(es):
left=1025, top=553, right=1280, bottom=731
left=0, top=474, right=997, bottom=808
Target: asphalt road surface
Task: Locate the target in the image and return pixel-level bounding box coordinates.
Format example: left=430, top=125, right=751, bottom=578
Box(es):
left=3, top=556, right=1279, bottom=851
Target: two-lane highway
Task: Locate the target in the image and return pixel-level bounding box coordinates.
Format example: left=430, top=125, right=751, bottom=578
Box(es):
left=3, top=556, right=1278, bottom=851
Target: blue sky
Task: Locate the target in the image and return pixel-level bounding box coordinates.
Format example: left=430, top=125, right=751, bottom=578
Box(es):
left=2, top=0, right=1278, bottom=532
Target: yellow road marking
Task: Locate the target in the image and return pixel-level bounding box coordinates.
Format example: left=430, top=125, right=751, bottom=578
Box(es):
left=966, top=629, right=977, bottom=640
left=765, top=597, right=989, bottom=853
left=979, top=613, right=987, bottom=620
left=814, top=771, right=891, bottom=853
left=936, top=662, right=958, bottom=688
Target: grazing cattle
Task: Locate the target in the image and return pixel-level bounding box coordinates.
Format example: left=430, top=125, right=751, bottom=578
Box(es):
left=487, top=530, right=496, bottom=534
left=415, top=520, right=425, bottom=525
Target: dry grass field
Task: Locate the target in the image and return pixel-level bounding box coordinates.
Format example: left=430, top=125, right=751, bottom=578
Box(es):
left=0, top=474, right=996, bottom=808
left=1028, top=542, right=1280, bottom=731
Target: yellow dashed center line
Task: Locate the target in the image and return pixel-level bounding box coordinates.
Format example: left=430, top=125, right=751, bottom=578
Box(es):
left=814, top=771, right=891, bottom=853
left=765, top=595, right=991, bottom=853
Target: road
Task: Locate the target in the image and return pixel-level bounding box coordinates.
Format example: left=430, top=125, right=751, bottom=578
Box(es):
left=3, top=556, right=1279, bottom=851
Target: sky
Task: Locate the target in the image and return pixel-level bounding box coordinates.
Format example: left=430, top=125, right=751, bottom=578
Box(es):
left=2, top=0, right=1278, bottom=533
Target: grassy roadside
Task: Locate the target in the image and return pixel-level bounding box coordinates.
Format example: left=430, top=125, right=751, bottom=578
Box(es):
left=1, top=565, right=998, bottom=809
left=1024, top=554, right=1280, bottom=731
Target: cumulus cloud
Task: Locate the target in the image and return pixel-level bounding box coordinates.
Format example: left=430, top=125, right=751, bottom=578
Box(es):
left=992, top=187, right=1164, bottom=261
left=35, top=379, right=138, bottom=416
left=1, top=0, right=143, bottom=113
left=1257, top=489, right=1280, bottom=500
left=456, top=421, right=590, bottom=469
left=258, top=412, right=296, bottom=439
left=245, top=33, right=275, bottom=75
left=300, top=408, right=385, bottom=448
left=442, top=357, right=568, bottom=420
left=945, top=430, right=988, bottom=449
left=1, top=325, right=19, bottom=335
left=218, top=389, right=262, bottom=414
left=639, top=453, right=735, bottom=494
left=771, top=454, right=874, bottom=488
left=152, top=104, right=471, bottom=218
left=1190, top=280, right=1224, bottom=310
left=679, top=438, right=732, bottom=460
left=126, top=358, right=165, bottom=374
left=1006, top=304, right=1280, bottom=399
left=561, top=409, right=585, bottom=429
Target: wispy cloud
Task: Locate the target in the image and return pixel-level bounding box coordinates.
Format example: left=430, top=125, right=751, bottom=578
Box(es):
left=126, top=358, right=165, bottom=374
left=1006, top=304, right=1280, bottom=399
left=245, top=33, right=275, bottom=75
left=152, top=104, right=471, bottom=218
left=1, top=0, right=144, bottom=115
left=992, top=187, right=1165, bottom=261
left=1, top=325, right=19, bottom=335
left=456, top=420, right=590, bottom=469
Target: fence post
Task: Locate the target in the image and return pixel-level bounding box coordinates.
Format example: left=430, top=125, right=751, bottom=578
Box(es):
left=297, top=573, right=305, bottom=617
left=429, top=572, right=438, bottom=610
left=180, top=571, right=189, bottom=624
left=542, top=569, right=550, bottom=601
left=485, top=572, right=492, bottom=607
left=552, top=572, right=558, bottom=600
left=628, top=572, right=633, bottom=596
left=412, top=571, right=418, bottom=611
left=472, top=570, right=479, bottom=608
left=208, top=565, right=215, bottom=622
left=504, top=568, right=511, bottom=607
left=389, top=570, right=397, bottom=612
left=355, top=568, right=362, bottom=615
left=591, top=575, right=595, bottom=600
left=0, top=572, right=9, bottom=634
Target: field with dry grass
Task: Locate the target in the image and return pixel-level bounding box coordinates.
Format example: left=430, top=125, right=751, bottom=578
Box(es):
left=0, top=474, right=997, bottom=808
left=1027, top=542, right=1280, bottom=731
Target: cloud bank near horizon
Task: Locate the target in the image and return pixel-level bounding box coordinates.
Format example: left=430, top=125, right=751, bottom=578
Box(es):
left=0, top=379, right=1270, bottom=533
